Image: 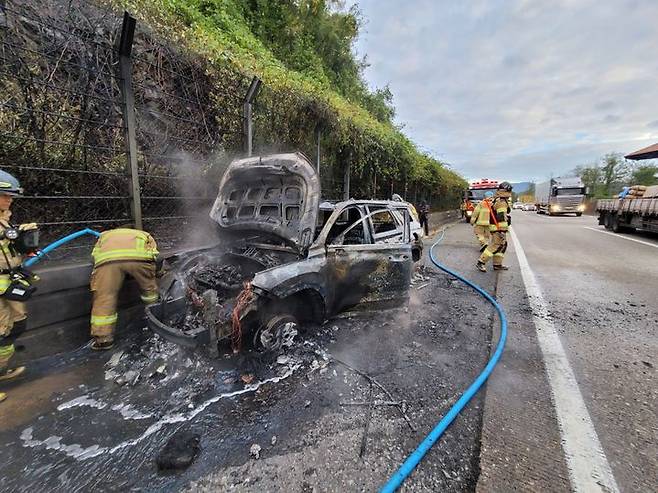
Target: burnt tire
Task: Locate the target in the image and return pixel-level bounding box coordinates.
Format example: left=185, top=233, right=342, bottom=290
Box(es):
left=253, top=314, right=299, bottom=352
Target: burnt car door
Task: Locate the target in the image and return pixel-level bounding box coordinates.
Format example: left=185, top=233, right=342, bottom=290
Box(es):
left=323, top=204, right=413, bottom=313
left=363, top=205, right=414, bottom=306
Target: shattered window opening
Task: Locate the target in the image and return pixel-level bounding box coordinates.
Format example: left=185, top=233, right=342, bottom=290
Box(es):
left=327, top=206, right=371, bottom=245
left=368, top=208, right=399, bottom=235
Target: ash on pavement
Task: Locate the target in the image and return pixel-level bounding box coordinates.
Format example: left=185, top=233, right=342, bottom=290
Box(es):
left=0, top=225, right=496, bottom=492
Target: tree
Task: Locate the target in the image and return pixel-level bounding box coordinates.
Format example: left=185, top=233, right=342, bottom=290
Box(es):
left=600, top=153, right=630, bottom=195
left=629, top=164, right=658, bottom=186
left=573, top=164, right=603, bottom=196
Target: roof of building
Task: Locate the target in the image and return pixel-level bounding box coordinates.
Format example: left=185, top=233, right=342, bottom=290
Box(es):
left=625, top=142, right=658, bottom=160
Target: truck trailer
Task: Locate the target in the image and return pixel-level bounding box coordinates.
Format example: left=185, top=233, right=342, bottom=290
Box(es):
left=596, top=195, right=658, bottom=233
left=535, top=176, right=587, bottom=216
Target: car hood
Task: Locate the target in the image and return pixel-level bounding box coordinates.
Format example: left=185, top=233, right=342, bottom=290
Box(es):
left=210, top=152, right=320, bottom=251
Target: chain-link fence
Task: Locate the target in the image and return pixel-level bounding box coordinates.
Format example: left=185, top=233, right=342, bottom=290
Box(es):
left=1, top=0, right=460, bottom=264
left=0, top=0, right=248, bottom=261
left=1, top=0, right=129, bottom=259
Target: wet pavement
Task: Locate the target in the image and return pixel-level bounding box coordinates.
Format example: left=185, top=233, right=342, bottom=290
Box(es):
left=4, top=213, right=656, bottom=492
left=0, top=222, right=497, bottom=492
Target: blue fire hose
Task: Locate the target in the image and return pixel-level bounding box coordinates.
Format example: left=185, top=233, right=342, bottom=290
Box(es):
left=23, top=228, right=101, bottom=267
left=380, top=229, right=508, bottom=492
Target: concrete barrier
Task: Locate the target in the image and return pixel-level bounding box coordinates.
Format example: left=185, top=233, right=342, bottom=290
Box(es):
left=427, top=209, right=461, bottom=234
left=17, top=261, right=144, bottom=363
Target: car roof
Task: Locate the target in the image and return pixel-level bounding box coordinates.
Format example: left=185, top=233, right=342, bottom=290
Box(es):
left=338, top=199, right=411, bottom=207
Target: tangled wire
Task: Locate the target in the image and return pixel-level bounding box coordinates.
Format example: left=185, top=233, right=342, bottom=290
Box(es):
left=231, top=282, right=254, bottom=352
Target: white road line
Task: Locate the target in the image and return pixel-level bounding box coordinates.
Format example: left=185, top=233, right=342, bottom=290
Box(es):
left=584, top=226, right=658, bottom=249
left=508, top=228, right=620, bottom=493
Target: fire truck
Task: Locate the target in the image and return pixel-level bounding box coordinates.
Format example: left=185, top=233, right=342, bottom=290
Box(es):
left=462, top=179, right=500, bottom=222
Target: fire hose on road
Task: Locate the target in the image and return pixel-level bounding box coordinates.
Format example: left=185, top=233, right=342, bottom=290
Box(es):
left=23, top=228, right=101, bottom=267
left=380, top=229, right=508, bottom=492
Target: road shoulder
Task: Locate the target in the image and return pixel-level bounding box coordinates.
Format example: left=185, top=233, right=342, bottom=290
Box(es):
left=476, top=230, right=571, bottom=492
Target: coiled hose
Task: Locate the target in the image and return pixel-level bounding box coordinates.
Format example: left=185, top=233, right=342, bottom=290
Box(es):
left=23, top=228, right=101, bottom=267
left=380, top=228, right=508, bottom=492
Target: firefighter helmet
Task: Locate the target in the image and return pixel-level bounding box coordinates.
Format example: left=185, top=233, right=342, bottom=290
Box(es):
left=484, top=191, right=494, bottom=198
left=498, top=181, right=513, bottom=192
left=0, top=170, right=23, bottom=196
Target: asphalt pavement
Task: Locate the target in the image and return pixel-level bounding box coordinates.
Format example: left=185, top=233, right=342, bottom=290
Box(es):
left=0, top=220, right=493, bottom=492
left=1, top=212, right=655, bottom=492
left=478, top=211, right=657, bottom=493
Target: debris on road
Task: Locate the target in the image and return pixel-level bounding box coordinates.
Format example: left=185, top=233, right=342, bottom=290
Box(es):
left=240, top=373, right=255, bottom=384
left=156, top=429, right=201, bottom=470
left=250, top=444, right=262, bottom=459
left=332, top=356, right=417, bottom=432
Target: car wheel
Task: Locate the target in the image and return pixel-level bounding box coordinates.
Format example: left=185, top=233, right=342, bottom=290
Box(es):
left=253, top=314, right=299, bottom=351
left=576, top=212, right=582, bottom=217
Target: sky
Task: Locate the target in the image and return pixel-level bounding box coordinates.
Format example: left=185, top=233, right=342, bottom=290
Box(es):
left=352, top=0, right=658, bottom=182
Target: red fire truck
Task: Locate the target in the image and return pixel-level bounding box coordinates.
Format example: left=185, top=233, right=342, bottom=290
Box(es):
left=462, top=179, right=500, bottom=222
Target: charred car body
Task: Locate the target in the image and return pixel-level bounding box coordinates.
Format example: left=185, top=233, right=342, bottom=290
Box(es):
left=146, top=153, right=422, bottom=353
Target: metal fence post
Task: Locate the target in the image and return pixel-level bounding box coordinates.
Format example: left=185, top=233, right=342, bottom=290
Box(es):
left=117, top=11, right=142, bottom=229
left=343, top=154, right=351, bottom=201
left=243, top=77, right=262, bottom=157
left=315, top=126, right=321, bottom=177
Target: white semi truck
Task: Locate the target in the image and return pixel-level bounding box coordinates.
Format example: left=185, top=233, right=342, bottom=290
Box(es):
left=535, top=176, right=587, bottom=216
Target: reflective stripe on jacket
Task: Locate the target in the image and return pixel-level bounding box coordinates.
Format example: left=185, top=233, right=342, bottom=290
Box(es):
left=0, top=210, right=22, bottom=272
left=488, top=198, right=509, bottom=232
left=92, top=228, right=159, bottom=267
left=470, top=202, right=491, bottom=226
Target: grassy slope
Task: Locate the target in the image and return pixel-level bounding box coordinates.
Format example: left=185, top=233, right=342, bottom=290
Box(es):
left=110, top=0, right=466, bottom=201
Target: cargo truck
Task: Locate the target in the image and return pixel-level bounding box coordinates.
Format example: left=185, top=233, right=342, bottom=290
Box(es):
left=596, top=189, right=658, bottom=233
left=535, top=176, right=587, bottom=216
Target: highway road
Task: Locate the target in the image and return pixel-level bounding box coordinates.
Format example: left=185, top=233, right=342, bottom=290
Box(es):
left=1, top=210, right=655, bottom=492
left=478, top=211, right=657, bottom=492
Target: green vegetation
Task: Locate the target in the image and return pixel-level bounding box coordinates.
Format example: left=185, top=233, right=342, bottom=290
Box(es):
left=111, top=0, right=466, bottom=206
left=573, top=153, right=658, bottom=198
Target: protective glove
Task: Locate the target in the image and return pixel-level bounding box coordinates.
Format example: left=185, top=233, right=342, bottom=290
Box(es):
left=18, top=223, right=38, bottom=231
left=155, top=255, right=165, bottom=278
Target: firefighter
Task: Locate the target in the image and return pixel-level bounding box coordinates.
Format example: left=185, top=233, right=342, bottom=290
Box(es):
left=89, top=227, right=160, bottom=350
left=418, top=201, right=430, bottom=236
left=0, top=170, right=39, bottom=403
left=477, top=182, right=513, bottom=272
left=471, top=191, right=493, bottom=250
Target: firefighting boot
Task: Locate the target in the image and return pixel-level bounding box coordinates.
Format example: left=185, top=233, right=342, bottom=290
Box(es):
left=476, top=261, right=487, bottom=272
left=91, top=339, right=114, bottom=351
left=493, top=265, right=509, bottom=271
left=0, top=366, right=26, bottom=382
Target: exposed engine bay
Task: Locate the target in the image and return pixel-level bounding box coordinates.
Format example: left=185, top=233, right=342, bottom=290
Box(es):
left=146, top=152, right=420, bottom=354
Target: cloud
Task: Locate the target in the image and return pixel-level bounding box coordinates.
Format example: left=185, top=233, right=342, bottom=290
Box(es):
left=354, top=0, right=658, bottom=181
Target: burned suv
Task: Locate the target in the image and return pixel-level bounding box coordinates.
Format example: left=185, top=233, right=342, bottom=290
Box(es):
left=146, top=152, right=422, bottom=353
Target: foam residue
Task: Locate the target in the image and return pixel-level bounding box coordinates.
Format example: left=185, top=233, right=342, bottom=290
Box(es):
left=110, top=403, right=153, bottom=421
left=21, top=364, right=300, bottom=461
left=57, top=395, right=107, bottom=412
